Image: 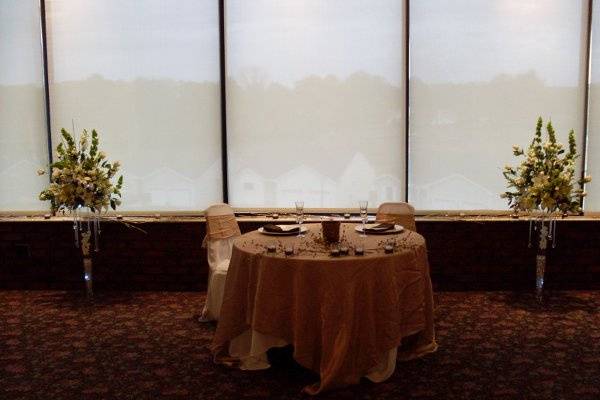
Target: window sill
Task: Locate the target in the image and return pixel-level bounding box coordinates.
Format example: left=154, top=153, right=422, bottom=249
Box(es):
left=1, top=212, right=599, bottom=223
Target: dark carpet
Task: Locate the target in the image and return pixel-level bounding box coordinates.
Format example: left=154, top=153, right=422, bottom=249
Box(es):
left=1, top=290, right=600, bottom=400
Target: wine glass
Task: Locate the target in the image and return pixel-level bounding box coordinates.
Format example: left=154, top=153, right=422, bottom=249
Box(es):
left=359, top=200, right=368, bottom=237
left=295, top=201, right=305, bottom=237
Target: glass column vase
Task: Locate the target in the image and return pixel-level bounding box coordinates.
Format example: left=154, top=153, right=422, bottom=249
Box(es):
left=81, top=230, right=93, bottom=297
left=528, top=212, right=557, bottom=302
left=72, top=207, right=101, bottom=298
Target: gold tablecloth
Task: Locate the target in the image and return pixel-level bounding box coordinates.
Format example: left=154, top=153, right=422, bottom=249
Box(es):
left=212, top=223, right=436, bottom=394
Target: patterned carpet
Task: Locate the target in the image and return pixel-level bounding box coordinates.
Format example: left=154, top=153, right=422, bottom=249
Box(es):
left=2, top=290, right=600, bottom=400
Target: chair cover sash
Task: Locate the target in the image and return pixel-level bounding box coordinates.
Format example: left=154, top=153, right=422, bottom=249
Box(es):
left=205, top=214, right=241, bottom=241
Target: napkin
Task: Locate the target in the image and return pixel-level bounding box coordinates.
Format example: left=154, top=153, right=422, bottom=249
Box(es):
left=363, top=223, right=395, bottom=232
left=263, top=224, right=300, bottom=233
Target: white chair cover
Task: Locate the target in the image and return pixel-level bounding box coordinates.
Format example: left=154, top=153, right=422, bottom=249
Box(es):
left=376, top=202, right=417, bottom=232
left=201, top=203, right=240, bottom=321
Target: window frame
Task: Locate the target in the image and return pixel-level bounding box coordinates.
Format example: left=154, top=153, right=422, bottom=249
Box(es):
left=13, top=0, right=593, bottom=214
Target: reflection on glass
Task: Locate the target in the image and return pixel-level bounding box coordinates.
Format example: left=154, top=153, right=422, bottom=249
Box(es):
left=226, top=0, right=406, bottom=208
left=0, top=0, right=48, bottom=210
left=409, top=0, right=586, bottom=210
left=46, top=0, right=222, bottom=211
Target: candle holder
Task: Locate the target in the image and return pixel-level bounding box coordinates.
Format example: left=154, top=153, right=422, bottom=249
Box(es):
left=321, top=218, right=341, bottom=243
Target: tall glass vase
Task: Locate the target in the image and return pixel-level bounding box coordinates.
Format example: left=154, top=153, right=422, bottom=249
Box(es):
left=81, top=230, right=93, bottom=298
left=529, top=212, right=557, bottom=302
left=72, top=207, right=101, bottom=298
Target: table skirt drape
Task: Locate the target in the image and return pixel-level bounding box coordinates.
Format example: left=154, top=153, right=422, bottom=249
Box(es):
left=212, top=224, right=437, bottom=394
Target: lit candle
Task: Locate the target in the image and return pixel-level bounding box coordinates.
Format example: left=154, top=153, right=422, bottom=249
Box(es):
left=339, top=246, right=349, bottom=256
left=284, top=247, right=294, bottom=256
left=355, top=247, right=364, bottom=255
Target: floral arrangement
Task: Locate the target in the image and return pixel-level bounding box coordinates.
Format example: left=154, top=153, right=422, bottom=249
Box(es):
left=501, top=117, right=590, bottom=214
left=38, top=128, right=123, bottom=213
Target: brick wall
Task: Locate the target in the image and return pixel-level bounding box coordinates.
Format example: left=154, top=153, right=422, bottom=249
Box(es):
left=1, top=218, right=600, bottom=291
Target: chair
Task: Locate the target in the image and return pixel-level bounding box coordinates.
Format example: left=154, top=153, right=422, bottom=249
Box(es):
left=200, top=203, right=241, bottom=321
left=376, top=202, right=417, bottom=231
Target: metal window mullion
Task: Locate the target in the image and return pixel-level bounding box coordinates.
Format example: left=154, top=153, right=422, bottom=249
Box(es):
left=39, top=0, right=53, bottom=166
left=219, top=0, right=229, bottom=203
left=404, top=0, right=410, bottom=203
left=581, top=0, right=594, bottom=212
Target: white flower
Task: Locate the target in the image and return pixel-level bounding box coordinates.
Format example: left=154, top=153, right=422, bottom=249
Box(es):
left=38, top=128, right=123, bottom=212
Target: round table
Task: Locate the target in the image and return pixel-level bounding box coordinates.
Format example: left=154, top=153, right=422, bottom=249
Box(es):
left=211, top=223, right=436, bottom=394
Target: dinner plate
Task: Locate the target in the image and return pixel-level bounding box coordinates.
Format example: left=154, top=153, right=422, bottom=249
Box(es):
left=355, top=224, right=404, bottom=235
left=258, top=225, right=308, bottom=236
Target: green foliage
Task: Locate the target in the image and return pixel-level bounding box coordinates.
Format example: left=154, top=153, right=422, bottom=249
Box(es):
left=501, top=117, right=590, bottom=214
left=38, top=128, right=124, bottom=213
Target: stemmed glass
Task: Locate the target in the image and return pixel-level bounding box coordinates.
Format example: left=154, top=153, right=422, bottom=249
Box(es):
left=295, top=201, right=305, bottom=237
left=359, top=200, right=368, bottom=237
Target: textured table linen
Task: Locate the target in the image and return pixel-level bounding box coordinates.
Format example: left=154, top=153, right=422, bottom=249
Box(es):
left=211, top=223, right=436, bottom=394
